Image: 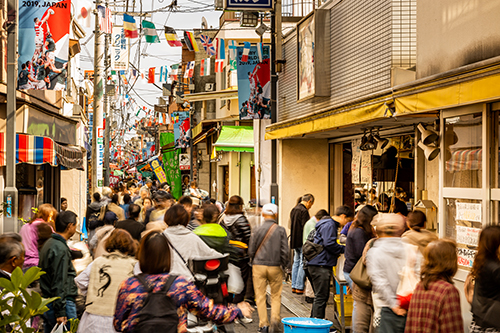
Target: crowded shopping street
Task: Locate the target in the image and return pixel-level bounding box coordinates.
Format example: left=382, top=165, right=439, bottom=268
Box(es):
left=1, top=0, right=500, bottom=332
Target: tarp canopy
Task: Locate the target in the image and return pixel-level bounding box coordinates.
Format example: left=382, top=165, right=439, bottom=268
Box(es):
left=214, top=126, right=254, bottom=153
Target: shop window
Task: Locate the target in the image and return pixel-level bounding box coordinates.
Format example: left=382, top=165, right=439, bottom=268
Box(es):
left=444, top=113, right=482, bottom=188
left=445, top=198, right=482, bottom=271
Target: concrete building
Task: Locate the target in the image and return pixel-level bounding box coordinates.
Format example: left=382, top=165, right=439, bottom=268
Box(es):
left=266, top=0, right=500, bottom=329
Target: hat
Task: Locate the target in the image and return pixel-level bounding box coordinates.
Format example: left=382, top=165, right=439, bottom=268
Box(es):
left=104, top=211, right=118, bottom=224
left=371, top=213, right=405, bottom=232
left=262, top=203, right=278, bottom=216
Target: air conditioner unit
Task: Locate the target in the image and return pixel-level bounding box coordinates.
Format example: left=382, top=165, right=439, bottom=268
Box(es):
left=205, top=83, right=215, bottom=91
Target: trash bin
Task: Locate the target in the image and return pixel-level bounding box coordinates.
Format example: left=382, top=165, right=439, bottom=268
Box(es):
left=282, top=318, right=333, bottom=333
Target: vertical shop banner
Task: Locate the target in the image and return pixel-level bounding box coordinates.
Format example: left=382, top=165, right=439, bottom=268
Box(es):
left=179, top=153, right=190, bottom=170
left=97, top=127, right=104, bottom=187
left=18, top=0, right=71, bottom=91
left=111, top=26, right=129, bottom=70
left=172, top=112, right=191, bottom=148
left=351, top=138, right=361, bottom=184
left=149, top=157, right=168, bottom=183
left=160, top=132, right=182, bottom=199
left=298, top=14, right=315, bottom=100
left=237, top=45, right=271, bottom=120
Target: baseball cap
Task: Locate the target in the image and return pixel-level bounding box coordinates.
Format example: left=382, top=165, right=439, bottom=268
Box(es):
left=262, top=203, right=278, bottom=216
left=371, top=213, right=405, bottom=232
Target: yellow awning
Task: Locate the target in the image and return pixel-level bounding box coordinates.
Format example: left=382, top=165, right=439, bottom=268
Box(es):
left=265, top=67, right=500, bottom=140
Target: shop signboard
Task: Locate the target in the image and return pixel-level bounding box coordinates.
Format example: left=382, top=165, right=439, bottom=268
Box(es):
left=179, top=154, right=190, bottom=170
left=456, top=202, right=481, bottom=223
left=224, top=0, right=273, bottom=11
left=109, top=175, right=120, bottom=187
left=18, top=0, right=70, bottom=90
left=149, top=157, right=168, bottom=183
left=172, top=112, right=190, bottom=148
left=111, top=26, right=129, bottom=70
left=456, top=225, right=481, bottom=247
left=457, top=248, right=476, bottom=268
left=237, top=45, right=271, bottom=120
left=97, top=127, right=104, bottom=187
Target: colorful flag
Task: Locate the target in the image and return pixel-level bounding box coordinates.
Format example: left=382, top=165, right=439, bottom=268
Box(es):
left=170, top=64, right=179, bottom=80
left=184, top=31, right=200, bottom=52
left=200, top=58, right=211, bottom=76
left=200, top=35, right=216, bottom=56
left=97, top=5, right=112, bottom=33
left=142, top=20, right=159, bottom=43
left=257, top=42, right=263, bottom=62
left=241, top=42, right=251, bottom=62
left=148, top=67, right=155, bottom=83
left=215, top=59, right=224, bottom=73
left=228, top=40, right=237, bottom=70
left=216, top=38, right=226, bottom=60
left=123, top=14, right=138, bottom=38
left=187, top=61, right=195, bottom=78
left=164, top=26, right=182, bottom=47
left=120, top=72, right=128, bottom=85
left=159, top=66, right=168, bottom=82
left=75, top=0, right=92, bottom=27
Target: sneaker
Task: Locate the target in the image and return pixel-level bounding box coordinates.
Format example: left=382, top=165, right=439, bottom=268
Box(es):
left=258, top=326, right=269, bottom=333
left=239, top=317, right=253, bottom=324
left=294, top=289, right=304, bottom=295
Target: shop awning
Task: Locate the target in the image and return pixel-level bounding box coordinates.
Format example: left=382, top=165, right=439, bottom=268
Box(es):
left=185, top=88, right=239, bottom=102
left=0, top=133, right=85, bottom=170
left=214, top=126, right=254, bottom=153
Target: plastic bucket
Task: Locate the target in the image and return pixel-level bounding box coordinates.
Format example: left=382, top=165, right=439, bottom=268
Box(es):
left=282, top=318, right=332, bottom=333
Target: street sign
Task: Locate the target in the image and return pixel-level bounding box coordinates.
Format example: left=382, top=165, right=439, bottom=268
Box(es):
left=224, top=0, right=273, bottom=11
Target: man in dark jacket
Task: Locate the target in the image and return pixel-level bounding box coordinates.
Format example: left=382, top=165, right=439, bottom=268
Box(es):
left=289, top=193, right=314, bottom=294
left=115, top=204, right=145, bottom=241
left=0, top=233, right=24, bottom=280
left=39, top=210, right=79, bottom=332
left=85, top=192, right=104, bottom=243
left=249, top=204, right=289, bottom=333
left=307, top=211, right=345, bottom=319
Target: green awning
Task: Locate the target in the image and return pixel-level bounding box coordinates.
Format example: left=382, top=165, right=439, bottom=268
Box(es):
left=214, top=126, right=254, bottom=153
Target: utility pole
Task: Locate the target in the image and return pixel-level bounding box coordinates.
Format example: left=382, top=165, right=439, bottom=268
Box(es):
left=92, top=1, right=105, bottom=193
left=270, top=8, right=278, bottom=205
left=4, top=0, right=18, bottom=232
left=103, top=30, right=111, bottom=186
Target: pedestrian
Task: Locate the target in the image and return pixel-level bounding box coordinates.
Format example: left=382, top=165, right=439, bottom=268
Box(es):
left=469, top=225, right=500, bottom=333
left=405, top=239, right=463, bottom=333
left=162, top=204, right=222, bottom=280
left=107, top=194, right=125, bottom=221
left=101, top=187, right=113, bottom=205
left=134, top=188, right=150, bottom=207
left=86, top=192, right=104, bottom=243
left=302, top=209, right=329, bottom=304
left=19, top=203, right=56, bottom=270
left=60, top=197, right=68, bottom=212
left=39, top=210, right=79, bottom=333
left=76, top=229, right=138, bottom=332
left=366, top=213, right=407, bottom=333
left=120, top=194, right=131, bottom=219
left=290, top=194, right=314, bottom=294
left=249, top=203, right=289, bottom=333
left=115, top=204, right=145, bottom=241
left=90, top=211, right=117, bottom=259
left=140, top=179, right=153, bottom=198
left=307, top=206, right=345, bottom=319
left=144, top=190, right=173, bottom=225
left=113, top=230, right=253, bottom=333
left=128, top=183, right=140, bottom=203
left=0, top=233, right=25, bottom=279
left=139, top=197, right=152, bottom=223
left=344, top=205, right=377, bottom=289
left=221, top=195, right=253, bottom=304
left=401, top=210, right=438, bottom=255
left=189, top=181, right=203, bottom=206
left=194, top=204, right=230, bottom=254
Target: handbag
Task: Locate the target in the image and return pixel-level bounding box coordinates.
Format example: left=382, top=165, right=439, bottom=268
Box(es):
left=464, top=272, right=475, bottom=305
left=349, top=257, right=371, bottom=290
left=396, top=243, right=419, bottom=310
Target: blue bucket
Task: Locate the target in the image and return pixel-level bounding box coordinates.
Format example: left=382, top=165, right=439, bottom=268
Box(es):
left=282, top=317, right=332, bottom=333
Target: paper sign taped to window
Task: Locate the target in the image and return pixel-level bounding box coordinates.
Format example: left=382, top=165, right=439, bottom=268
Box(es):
left=456, top=226, right=480, bottom=247
left=456, top=202, right=481, bottom=223
left=457, top=247, right=477, bottom=268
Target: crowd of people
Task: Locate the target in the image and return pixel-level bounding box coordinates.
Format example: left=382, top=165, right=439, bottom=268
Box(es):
left=1, top=181, right=499, bottom=333
left=290, top=192, right=500, bottom=333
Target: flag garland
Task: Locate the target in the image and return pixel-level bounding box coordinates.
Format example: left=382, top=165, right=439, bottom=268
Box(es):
left=200, top=35, right=216, bottom=56
left=216, top=38, right=225, bottom=60
left=97, top=5, right=112, bottom=34
left=215, top=59, right=224, bottom=73
left=148, top=67, right=155, bottom=83
left=184, top=31, right=200, bottom=52
left=241, top=42, right=251, bottom=62
left=165, top=27, right=182, bottom=47
left=200, top=58, right=210, bottom=76
left=184, top=61, right=195, bottom=78
left=123, top=14, right=138, bottom=38
left=142, top=20, right=160, bottom=43
left=171, top=64, right=179, bottom=80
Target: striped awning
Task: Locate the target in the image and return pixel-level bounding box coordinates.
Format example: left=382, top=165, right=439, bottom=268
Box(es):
left=446, top=149, right=482, bottom=172
left=0, top=133, right=85, bottom=170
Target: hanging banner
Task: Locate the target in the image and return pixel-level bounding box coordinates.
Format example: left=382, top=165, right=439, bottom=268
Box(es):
left=18, top=0, right=71, bottom=90
left=172, top=112, right=190, bottom=148
left=160, top=133, right=182, bottom=199
left=149, top=157, right=168, bottom=183
left=97, top=127, right=104, bottom=187
left=237, top=45, right=271, bottom=120
left=111, top=26, right=129, bottom=71
left=179, top=154, right=190, bottom=170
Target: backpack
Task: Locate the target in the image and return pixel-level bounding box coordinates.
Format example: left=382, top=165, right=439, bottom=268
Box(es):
left=133, top=274, right=179, bottom=333
left=302, top=228, right=324, bottom=262
left=87, top=207, right=103, bottom=231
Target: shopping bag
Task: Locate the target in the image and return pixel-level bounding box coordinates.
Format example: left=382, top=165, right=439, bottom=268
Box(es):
left=225, top=263, right=244, bottom=294
left=50, top=323, right=64, bottom=333
left=396, top=243, right=419, bottom=310
left=336, top=254, right=346, bottom=281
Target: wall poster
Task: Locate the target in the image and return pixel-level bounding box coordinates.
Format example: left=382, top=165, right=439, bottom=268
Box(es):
left=297, top=14, right=315, bottom=101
